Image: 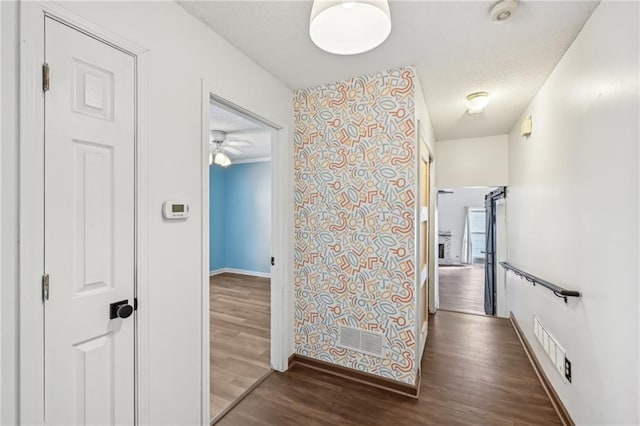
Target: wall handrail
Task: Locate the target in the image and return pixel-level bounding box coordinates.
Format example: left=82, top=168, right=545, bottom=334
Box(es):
left=499, top=262, right=581, bottom=303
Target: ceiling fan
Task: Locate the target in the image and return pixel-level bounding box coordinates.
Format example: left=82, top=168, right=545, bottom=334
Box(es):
left=209, top=130, right=252, bottom=167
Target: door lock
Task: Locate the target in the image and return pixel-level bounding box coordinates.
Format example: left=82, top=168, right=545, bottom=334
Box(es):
left=110, top=300, right=134, bottom=319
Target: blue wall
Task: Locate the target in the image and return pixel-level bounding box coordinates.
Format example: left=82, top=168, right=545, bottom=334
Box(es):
left=209, top=161, right=271, bottom=274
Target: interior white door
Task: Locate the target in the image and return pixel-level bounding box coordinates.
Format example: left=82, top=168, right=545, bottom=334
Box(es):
left=44, top=17, right=136, bottom=425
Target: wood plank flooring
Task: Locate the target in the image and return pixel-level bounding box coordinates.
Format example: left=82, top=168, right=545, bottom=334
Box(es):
left=218, top=311, right=561, bottom=425
left=438, top=265, right=486, bottom=315
left=210, top=273, right=271, bottom=421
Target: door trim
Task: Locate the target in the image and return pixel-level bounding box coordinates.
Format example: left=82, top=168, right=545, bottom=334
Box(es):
left=19, top=3, right=149, bottom=424
left=201, top=82, right=292, bottom=421
left=0, top=2, right=4, bottom=423
left=415, top=121, right=435, bottom=365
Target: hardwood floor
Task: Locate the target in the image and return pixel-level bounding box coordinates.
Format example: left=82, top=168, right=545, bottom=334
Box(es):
left=210, top=273, right=271, bottom=421
left=218, top=311, right=561, bottom=425
left=438, top=265, right=486, bottom=315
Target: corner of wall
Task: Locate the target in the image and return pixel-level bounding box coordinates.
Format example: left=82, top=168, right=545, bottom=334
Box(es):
left=293, top=66, right=419, bottom=385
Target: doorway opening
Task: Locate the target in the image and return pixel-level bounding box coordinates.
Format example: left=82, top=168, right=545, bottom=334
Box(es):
left=436, top=187, right=496, bottom=315
left=208, top=99, right=274, bottom=422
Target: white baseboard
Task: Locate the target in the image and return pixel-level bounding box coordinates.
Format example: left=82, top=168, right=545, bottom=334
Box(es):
left=209, top=268, right=226, bottom=276
left=209, top=267, right=271, bottom=278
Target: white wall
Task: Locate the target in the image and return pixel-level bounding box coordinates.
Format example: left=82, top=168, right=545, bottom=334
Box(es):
left=506, top=2, right=639, bottom=424
left=1, top=2, right=293, bottom=424
left=436, top=134, right=508, bottom=188
left=415, top=77, right=437, bottom=156
left=438, top=187, right=492, bottom=264
left=1, top=2, right=19, bottom=423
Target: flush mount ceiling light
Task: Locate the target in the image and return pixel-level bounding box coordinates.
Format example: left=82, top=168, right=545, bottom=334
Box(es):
left=490, top=0, right=518, bottom=23
left=466, top=92, right=490, bottom=114
left=309, top=0, right=392, bottom=55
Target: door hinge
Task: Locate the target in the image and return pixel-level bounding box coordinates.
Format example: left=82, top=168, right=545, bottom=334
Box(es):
left=134, top=298, right=138, bottom=311
left=42, top=63, right=50, bottom=92
left=271, top=256, right=275, bottom=266
left=42, top=274, right=50, bottom=301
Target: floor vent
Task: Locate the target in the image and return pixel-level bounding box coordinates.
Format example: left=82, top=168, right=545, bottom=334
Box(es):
left=533, top=316, right=567, bottom=381
left=338, top=325, right=384, bottom=357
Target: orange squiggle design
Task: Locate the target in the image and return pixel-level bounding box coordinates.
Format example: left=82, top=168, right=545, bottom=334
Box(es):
left=329, top=347, right=347, bottom=357
left=328, top=84, right=347, bottom=108
left=391, top=212, right=413, bottom=234
left=329, top=211, right=347, bottom=232
left=390, top=70, right=414, bottom=97
left=391, top=281, right=413, bottom=303
left=328, top=148, right=347, bottom=170
left=391, top=141, right=414, bottom=166
left=329, top=275, right=347, bottom=295
left=391, top=351, right=414, bottom=373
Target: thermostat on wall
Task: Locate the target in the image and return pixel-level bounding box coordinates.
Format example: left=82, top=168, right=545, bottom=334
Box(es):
left=162, top=201, right=190, bottom=219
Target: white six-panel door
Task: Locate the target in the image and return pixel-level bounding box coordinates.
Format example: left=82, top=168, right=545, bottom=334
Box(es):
left=44, top=17, right=136, bottom=425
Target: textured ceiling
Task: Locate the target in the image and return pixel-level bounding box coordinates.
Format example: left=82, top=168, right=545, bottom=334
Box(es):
left=209, top=102, right=271, bottom=160
left=183, top=0, right=599, bottom=140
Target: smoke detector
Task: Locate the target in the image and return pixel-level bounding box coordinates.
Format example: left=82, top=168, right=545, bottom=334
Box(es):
left=490, top=0, right=518, bottom=23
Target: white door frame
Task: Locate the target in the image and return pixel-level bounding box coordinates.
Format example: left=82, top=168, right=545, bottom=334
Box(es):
left=0, top=2, right=3, bottom=422
left=200, top=83, right=290, bottom=418
left=415, top=121, right=435, bottom=364
left=19, top=3, right=149, bottom=424
left=494, top=198, right=508, bottom=318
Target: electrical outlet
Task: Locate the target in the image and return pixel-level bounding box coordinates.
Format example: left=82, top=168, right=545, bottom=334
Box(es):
left=564, top=357, right=572, bottom=383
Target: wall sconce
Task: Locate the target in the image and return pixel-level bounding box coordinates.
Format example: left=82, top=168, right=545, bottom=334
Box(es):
left=521, top=115, right=532, bottom=138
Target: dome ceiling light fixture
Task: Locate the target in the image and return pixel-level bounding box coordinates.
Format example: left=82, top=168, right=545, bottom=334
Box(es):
left=309, top=0, right=392, bottom=55
left=466, top=91, right=490, bottom=115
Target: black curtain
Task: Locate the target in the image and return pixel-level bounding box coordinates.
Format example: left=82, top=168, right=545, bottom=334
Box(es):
left=484, top=187, right=506, bottom=315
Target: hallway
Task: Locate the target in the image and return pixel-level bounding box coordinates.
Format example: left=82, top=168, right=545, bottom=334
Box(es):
left=438, top=266, right=486, bottom=315
left=210, top=273, right=271, bottom=420
left=217, top=311, right=561, bottom=425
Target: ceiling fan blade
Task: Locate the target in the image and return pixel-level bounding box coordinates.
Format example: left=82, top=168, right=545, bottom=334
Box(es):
left=225, top=140, right=251, bottom=147
left=223, top=146, right=242, bottom=155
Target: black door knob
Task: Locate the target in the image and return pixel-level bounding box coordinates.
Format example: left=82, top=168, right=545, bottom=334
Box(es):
left=110, top=300, right=134, bottom=319
left=116, top=304, right=133, bottom=319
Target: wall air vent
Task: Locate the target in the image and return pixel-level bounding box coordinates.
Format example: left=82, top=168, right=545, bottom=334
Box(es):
left=338, top=325, right=385, bottom=358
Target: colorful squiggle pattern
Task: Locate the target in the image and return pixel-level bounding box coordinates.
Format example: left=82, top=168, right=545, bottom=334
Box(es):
left=293, top=67, right=417, bottom=385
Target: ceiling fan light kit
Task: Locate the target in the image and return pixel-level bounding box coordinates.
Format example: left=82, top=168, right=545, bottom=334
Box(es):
left=213, top=152, right=231, bottom=167
left=209, top=129, right=253, bottom=167
left=309, top=0, right=392, bottom=55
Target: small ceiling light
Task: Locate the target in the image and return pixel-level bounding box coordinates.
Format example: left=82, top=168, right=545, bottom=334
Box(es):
left=213, top=151, right=231, bottom=167
left=309, top=0, right=392, bottom=55
left=490, top=0, right=518, bottom=23
left=209, top=140, right=232, bottom=167
left=466, top=92, right=490, bottom=114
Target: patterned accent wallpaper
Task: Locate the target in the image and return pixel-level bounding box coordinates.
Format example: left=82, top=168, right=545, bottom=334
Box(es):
left=293, top=67, right=417, bottom=385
